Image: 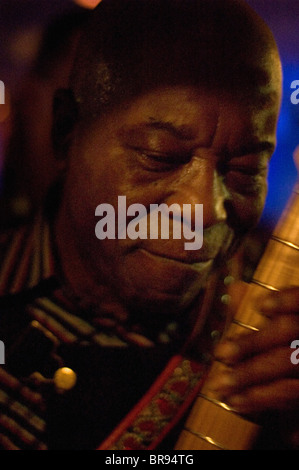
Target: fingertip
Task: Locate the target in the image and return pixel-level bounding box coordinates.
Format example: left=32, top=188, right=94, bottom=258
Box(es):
left=259, top=295, right=278, bottom=314
left=214, top=340, right=240, bottom=363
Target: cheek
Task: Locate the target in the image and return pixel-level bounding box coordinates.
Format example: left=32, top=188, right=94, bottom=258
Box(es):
left=229, top=188, right=268, bottom=232
left=62, top=152, right=104, bottom=246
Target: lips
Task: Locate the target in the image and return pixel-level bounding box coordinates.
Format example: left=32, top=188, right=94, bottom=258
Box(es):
left=138, top=224, right=233, bottom=265
left=139, top=248, right=215, bottom=267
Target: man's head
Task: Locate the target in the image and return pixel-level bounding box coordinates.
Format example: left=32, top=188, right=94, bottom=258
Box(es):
left=56, top=0, right=278, bottom=116
left=53, top=0, right=282, bottom=320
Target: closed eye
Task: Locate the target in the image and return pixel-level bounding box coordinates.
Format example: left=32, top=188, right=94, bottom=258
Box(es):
left=226, top=165, right=268, bottom=176
left=219, top=152, right=269, bottom=195
left=228, top=141, right=275, bottom=159
left=133, top=147, right=192, bottom=172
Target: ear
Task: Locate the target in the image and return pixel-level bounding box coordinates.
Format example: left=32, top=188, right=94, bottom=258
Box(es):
left=52, top=88, right=78, bottom=160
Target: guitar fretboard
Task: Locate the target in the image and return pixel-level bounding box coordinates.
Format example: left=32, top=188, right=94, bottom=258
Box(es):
left=175, top=186, right=299, bottom=450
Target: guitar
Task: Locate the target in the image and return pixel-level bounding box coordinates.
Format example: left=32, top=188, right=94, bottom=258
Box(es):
left=175, top=151, right=299, bottom=450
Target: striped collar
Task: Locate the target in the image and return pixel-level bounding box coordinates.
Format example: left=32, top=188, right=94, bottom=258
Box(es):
left=0, top=213, right=180, bottom=348
left=0, top=214, right=130, bottom=347
left=0, top=213, right=55, bottom=297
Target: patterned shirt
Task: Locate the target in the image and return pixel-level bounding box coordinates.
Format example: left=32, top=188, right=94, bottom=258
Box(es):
left=0, top=212, right=216, bottom=450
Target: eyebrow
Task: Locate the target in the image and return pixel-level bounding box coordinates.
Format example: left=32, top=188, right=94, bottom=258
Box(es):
left=122, top=121, right=276, bottom=157
left=144, top=119, right=196, bottom=140
left=230, top=141, right=276, bottom=158
left=142, top=122, right=276, bottom=156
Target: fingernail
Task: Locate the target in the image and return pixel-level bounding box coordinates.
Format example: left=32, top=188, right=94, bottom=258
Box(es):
left=214, top=341, right=239, bottom=362
left=260, top=295, right=278, bottom=313
left=227, top=394, right=249, bottom=413
left=228, top=394, right=245, bottom=406
left=207, top=372, right=237, bottom=392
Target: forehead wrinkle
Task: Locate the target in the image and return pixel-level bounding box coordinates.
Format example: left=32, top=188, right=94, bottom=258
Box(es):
left=145, top=119, right=197, bottom=141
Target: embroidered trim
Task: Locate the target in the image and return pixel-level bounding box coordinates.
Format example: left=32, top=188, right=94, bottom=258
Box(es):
left=98, top=355, right=206, bottom=450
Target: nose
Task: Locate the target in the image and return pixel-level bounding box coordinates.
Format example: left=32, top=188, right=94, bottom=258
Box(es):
left=166, top=156, right=230, bottom=229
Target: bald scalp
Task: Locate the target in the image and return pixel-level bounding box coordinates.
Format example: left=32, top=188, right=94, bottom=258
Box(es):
left=69, top=0, right=281, bottom=120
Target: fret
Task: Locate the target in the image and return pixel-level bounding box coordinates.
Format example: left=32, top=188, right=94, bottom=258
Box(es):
left=197, top=393, right=238, bottom=413
left=253, top=238, right=299, bottom=291
left=182, top=427, right=228, bottom=450
left=175, top=391, right=261, bottom=450
left=251, top=279, right=280, bottom=291
left=231, top=319, right=260, bottom=332
left=271, top=235, right=299, bottom=251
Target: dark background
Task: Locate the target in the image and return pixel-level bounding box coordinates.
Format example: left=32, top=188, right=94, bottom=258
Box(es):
left=0, top=0, right=298, bottom=227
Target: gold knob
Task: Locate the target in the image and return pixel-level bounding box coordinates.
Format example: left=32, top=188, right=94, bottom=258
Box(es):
left=54, top=367, right=77, bottom=393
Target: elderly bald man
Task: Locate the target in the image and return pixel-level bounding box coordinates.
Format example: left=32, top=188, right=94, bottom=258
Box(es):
left=0, top=0, right=298, bottom=450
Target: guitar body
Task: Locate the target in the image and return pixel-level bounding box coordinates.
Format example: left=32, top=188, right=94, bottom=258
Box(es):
left=175, top=181, right=299, bottom=449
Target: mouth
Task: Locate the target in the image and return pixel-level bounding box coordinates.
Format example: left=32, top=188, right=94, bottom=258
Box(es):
left=139, top=248, right=214, bottom=271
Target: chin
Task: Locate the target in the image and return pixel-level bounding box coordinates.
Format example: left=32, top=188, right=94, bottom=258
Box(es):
left=113, top=248, right=213, bottom=316
left=118, top=266, right=210, bottom=320
left=136, top=289, right=198, bottom=314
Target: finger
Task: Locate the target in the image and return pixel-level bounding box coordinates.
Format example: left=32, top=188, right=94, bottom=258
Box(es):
left=214, top=314, right=299, bottom=364
left=208, top=346, right=299, bottom=395
left=260, top=286, right=299, bottom=317
left=226, top=379, right=299, bottom=414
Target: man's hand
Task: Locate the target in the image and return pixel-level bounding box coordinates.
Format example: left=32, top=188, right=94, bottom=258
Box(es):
left=208, top=284, right=299, bottom=447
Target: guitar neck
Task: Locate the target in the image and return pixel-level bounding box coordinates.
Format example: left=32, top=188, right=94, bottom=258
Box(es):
left=175, top=185, right=299, bottom=450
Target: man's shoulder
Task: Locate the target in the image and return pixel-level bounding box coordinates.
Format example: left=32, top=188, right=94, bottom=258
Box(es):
left=0, top=223, right=29, bottom=257
left=0, top=227, right=14, bottom=245
left=0, top=221, right=39, bottom=296
left=0, top=226, right=18, bottom=261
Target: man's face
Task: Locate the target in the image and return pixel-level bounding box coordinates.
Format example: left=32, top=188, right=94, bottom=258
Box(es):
left=59, top=80, right=280, bottom=316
